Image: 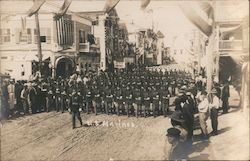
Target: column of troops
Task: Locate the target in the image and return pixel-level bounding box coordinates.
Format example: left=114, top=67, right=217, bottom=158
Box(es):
left=31, top=68, right=194, bottom=117
left=1, top=67, right=196, bottom=118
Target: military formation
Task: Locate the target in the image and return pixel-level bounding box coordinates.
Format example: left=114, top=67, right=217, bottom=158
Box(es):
left=1, top=66, right=195, bottom=123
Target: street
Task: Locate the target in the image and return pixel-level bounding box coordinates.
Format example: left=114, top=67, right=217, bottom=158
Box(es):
left=1, top=87, right=249, bottom=160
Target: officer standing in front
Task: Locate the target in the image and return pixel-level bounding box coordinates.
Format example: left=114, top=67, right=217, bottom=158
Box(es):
left=69, top=89, right=83, bottom=129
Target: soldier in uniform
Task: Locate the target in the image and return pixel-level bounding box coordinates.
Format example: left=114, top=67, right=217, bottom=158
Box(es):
left=92, top=84, right=101, bottom=115
left=143, top=87, right=150, bottom=117
left=85, top=85, right=93, bottom=114
left=152, top=87, right=160, bottom=117
left=55, top=87, right=61, bottom=112
left=105, top=83, right=114, bottom=115
left=125, top=85, right=133, bottom=117
left=69, top=89, right=83, bottom=129
left=134, top=87, right=142, bottom=118
left=160, top=85, right=170, bottom=117
left=114, top=86, right=123, bottom=115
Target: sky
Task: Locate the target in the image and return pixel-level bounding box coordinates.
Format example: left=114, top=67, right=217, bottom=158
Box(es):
left=115, top=0, right=196, bottom=46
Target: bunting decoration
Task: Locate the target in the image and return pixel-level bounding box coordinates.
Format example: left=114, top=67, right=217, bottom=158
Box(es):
left=54, top=0, right=72, bottom=20
left=141, top=0, right=150, bottom=10
left=27, top=0, right=46, bottom=17
left=103, top=0, right=120, bottom=13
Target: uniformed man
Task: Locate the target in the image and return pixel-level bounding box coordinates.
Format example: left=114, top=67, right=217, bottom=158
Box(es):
left=152, top=87, right=160, bottom=117
left=85, top=85, right=93, bottom=114
left=69, top=89, right=83, bottom=129
left=105, top=84, right=113, bottom=115
left=125, top=86, right=133, bottom=117
left=134, top=87, right=142, bottom=118
left=92, top=84, right=101, bottom=115
left=143, top=87, right=150, bottom=117
left=160, top=85, right=170, bottom=117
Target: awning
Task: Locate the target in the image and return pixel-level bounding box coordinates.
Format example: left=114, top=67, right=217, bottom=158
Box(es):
left=220, top=24, right=242, bottom=33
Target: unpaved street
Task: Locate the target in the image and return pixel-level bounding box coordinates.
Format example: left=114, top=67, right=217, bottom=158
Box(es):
left=1, top=112, right=171, bottom=160
left=1, top=87, right=249, bottom=160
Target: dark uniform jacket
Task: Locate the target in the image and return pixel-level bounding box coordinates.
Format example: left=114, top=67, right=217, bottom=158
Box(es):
left=70, top=94, right=81, bottom=112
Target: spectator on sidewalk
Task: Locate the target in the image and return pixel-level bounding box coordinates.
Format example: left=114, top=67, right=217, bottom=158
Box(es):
left=1, top=81, right=9, bottom=119
left=7, top=79, right=15, bottom=116
left=197, top=90, right=209, bottom=139
left=21, top=84, right=29, bottom=114
left=208, top=88, right=220, bottom=135
left=221, top=81, right=230, bottom=114
left=166, top=127, right=189, bottom=160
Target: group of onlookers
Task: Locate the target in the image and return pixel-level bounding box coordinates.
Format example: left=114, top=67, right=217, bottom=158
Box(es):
left=166, top=77, right=230, bottom=160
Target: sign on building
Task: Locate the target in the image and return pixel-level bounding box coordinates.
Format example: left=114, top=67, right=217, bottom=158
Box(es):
left=114, top=60, right=125, bottom=69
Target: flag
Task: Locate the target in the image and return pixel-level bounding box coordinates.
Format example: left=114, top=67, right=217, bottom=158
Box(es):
left=54, top=0, right=72, bottom=20
left=27, top=0, right=46, bottom=17
left=179, top=2, right=213, bottom=36
left=103, top=0, right=120, bottom=13
left=141, top=0, right=150, bottom=10
left=21, top=16, right=27, bottom=32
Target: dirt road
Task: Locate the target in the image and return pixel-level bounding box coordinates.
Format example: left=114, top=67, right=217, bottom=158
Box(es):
left=1, top=87, right=249, bottom=160
left=1, top=112, right=171, bottom=160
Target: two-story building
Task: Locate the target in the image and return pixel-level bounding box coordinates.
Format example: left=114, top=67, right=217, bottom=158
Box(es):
left=0, top=0, right=99, bottom=79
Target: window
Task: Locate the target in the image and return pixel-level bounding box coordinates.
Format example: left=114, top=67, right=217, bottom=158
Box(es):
left=79, top=30, right=86, bottom=43
left=34, top=28, right=51, bottom=44
left=15, top=28, right=32, bottom=44
left=0, top=28, right=11, bottom=44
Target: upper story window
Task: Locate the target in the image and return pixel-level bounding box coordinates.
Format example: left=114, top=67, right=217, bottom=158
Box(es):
left=0, top=28, right=11, bottom=44
left=34, top=28, right=51, bottom=44
left=15, top=28, right=32, bottom=44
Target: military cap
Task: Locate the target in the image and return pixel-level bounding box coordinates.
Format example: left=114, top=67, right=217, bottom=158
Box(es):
left=166, top=127, right=181, bottom=137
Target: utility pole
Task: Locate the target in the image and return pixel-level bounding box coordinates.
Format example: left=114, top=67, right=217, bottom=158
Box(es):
left=35, top=12, right=42, bottom=73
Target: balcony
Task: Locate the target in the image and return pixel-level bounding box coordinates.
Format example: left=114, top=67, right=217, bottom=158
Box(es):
left=79, top=42, right=90, bottom=52
left=219, top=40, right=243, bottom=52
left=79, top=42, right=100, bottom=53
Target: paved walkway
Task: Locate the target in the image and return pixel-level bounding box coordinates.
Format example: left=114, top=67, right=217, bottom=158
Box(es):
left=189, top=86, right=249, bottom=160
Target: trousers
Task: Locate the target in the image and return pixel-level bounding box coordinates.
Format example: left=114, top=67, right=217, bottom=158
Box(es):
left=210, top=107, right=218, bottom=132
left=72, top=111, right=82, bottom=128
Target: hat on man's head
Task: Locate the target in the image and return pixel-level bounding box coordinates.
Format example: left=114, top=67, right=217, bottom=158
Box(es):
left=166, top=127, right=181, bottom=137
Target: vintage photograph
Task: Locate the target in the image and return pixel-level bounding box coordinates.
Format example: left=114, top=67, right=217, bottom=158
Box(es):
left=0, top=0, right=249, bottom=160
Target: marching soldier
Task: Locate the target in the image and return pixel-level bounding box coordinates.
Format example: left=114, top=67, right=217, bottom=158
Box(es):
left=69, top=89, right=83, bottom=129
left=92, top=84, right=101, bottom=115
left=160, top=85, right=170, bottom=117
left=134, top=87, right=142, bottom=118
left=85, top=85, right=93, bottom=114
left=152, top=87, right=160, bottom=117
left=125, top=85, right=133, bottom=117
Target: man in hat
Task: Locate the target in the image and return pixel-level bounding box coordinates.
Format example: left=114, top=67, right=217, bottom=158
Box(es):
left=166, top=127, right=189, bottom=160
left=208, top=88, right=220, bottom=135
left=69, top=89, right=83, bottom=129
left=181, top=93, right=194, bottom=142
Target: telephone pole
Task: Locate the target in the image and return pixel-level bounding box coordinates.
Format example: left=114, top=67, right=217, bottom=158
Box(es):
left=35, top=12, right=42, bottom=73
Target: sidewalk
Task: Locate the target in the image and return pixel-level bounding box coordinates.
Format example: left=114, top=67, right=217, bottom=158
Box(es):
left=189, top=86, right=249, bottom=160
